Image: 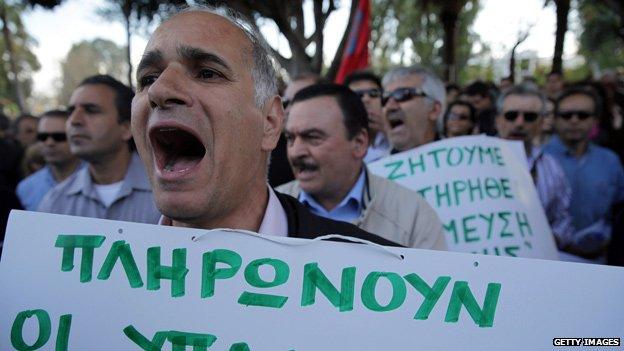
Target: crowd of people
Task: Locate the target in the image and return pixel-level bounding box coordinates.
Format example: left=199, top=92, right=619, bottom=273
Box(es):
left=0, top=6, right=623, bottom=267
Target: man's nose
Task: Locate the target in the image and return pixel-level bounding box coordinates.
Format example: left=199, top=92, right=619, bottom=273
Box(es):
left=287, top=136, right=308, bottom=159
left=68, top=109, right=84, bottom=126
left=148, top=66, right=193, bottom=109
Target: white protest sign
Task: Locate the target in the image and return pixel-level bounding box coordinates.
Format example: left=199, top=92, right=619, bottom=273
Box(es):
left=1, top=211, right=623, bottom=350
left=368, top=135, right=559, bottom=259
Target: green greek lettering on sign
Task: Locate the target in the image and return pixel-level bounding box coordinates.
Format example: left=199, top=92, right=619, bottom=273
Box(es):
left=444, top=281, right=502, bottom=328
left=238, top=258, right=290, bottom=308
left=385, top=160, right=407, bottom=180
left=55, top=314, right=72, bottom=351
left=301, top=263, right=355, bottom=312
left=229, top=343, right=251, bottom=351
left=361, top=272, right=406, bottom=312
left=97, top=240, right=144, bottom=288
left=201, top=249, right=242, bottom=298
left=54, top=234, right=105, bottom=282
left=404, top=274, right=451, bottom=320
left=10, top=309, right=51, bottom=350
left=516, top=212, right=533, bottom=237
left=147, top=247, right=189, bottom=297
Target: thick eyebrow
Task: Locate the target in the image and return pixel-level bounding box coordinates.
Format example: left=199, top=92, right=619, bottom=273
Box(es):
left=177, top=45, right=233, bottom=76
left=294, top=128, right=327, bottom=137
left=136, top=50, right=164, bottom=76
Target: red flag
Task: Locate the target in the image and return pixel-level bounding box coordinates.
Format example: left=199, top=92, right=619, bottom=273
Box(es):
left=334, top=0, right=370, bottom=84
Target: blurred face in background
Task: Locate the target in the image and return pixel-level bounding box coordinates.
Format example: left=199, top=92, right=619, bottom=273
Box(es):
left=555, top=94, right=596, bottom=144
left=445, top=104, right=474, bottom=137
left=349, top=79, right=384, bottom=135
left=37, top=116, right=75, bottom=165
left=496, top=94, right=543, bottom=146
left=16, top=117, right=38, bottom=148
left=383, top=74, right=440, bottom=151
left=67, top=84, right=131, bottom=162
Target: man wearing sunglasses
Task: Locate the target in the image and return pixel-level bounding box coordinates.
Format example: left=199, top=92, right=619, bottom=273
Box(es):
left=381, top=65, right=446, bottom=153
left=496, top=85, right=575, bottom=258
left=344, top=70, right=391, bottom=163
left=544, top=87, right=624, bottom=263
left=16, top=110, right=83, bottom=210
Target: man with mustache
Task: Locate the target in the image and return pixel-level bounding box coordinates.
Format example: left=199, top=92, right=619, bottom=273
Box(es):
left=381, top=66, right=446, bottom=153
left=544, top=87, right=624, bottom=263
left=495, top=84, right=574, bottom=253
left=278, top=83, right=445, bottom=249
left=130, top=7, right=398, bottom=246
left=344, top=70, right=390, bottom=163
left=38, top=75, right=160, bottom=224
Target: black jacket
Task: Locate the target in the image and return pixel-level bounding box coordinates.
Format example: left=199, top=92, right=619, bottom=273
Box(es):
left=275, top=191, right=402, bottom=247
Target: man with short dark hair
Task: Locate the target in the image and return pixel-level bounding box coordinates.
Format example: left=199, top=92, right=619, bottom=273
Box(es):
left=344, top=70, right=390, bottom=163
left=13, top=114, right=38, bottom=148
left=278, top=83, right=445, bottom=249
left=16, top=110, right=82, bottom=210
left=496, top=85, right=575, bottom=256
left=544, top=87, right=624, bottom=263
left=464, top=81, right=497, bottom=136
left=39, top=75, right=159, bottom=224
left=268, top=73, right=322, bottom=187
left=382, top=65, right=446, bottom=152
left=130, top=8, right=399, bottom=246
left=544, top=71, right=565, bottom=100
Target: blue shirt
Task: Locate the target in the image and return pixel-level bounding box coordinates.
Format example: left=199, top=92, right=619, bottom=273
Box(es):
left=298, top=169, right=366, bottom=223
left=543, top=136, right=624, bottom=234
left=16, top=167, right=57, bottom=211
left=16, top=164, right=84, bottom=211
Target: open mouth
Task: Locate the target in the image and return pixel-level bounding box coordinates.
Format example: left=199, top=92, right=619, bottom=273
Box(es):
left=150, top=127, right=206, bottom=174
left=388, top=119, right=404, bottom=129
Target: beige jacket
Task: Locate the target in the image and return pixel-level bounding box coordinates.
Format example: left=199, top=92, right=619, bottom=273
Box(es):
left=277, top=169, right=447, bottom=250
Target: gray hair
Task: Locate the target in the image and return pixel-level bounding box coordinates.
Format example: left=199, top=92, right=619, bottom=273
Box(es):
left=382, top=65, right=446, bottom=113
left=496, top=83, right=547, bottom=115
left=170, top=5, right=279, bottom=108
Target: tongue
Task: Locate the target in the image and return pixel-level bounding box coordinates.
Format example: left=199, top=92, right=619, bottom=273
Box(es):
left=164, top=155, right=201, bottom=173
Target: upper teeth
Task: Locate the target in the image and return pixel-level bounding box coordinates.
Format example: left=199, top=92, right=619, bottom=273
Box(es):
left=159, top=127, right=178, bottom=132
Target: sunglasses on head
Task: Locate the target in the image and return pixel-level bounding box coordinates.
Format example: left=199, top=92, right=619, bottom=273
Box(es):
left=502, top=110, right=540, bottom=122
left=37, top=132, right=67, bottom=142
left=382, top=87, right=428, bottom=106
left=354, top=88, right=382, bottom=99
left=557, top=111, right=593, bottom=121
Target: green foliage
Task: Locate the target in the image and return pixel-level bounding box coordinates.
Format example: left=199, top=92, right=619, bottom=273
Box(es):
left=0, top=2, right=40, bottom=112
left=57, top=39, right=125, bottom=105
left=371, top=0, right=481, bottom=80
left=577, top=0, right=624, bottom=71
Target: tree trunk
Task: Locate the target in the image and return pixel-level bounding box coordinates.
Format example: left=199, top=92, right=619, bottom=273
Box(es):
left=125, top=12, right=133, bottom=89
left=440, top=5, right=460, bottom=83
left=552, top=0, right=570, bottom=74
left=0, top=4, right=25, bottom=113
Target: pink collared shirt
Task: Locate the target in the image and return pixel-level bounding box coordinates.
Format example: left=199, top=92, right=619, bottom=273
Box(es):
left=159, top=186, right=288, bottom=236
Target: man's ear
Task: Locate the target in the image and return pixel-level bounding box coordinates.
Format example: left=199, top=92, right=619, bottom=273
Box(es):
left=428, top=101, right=443, bottom=123
left=351, top=128, right=369, bottom=159
left=261, top=95, right=284, bottom=152
left=120, top=119, right=133, bottom=142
